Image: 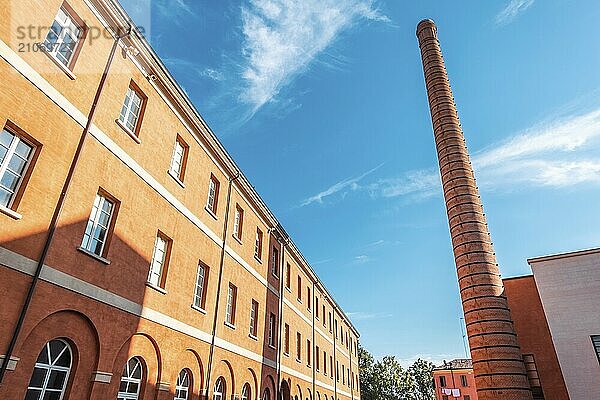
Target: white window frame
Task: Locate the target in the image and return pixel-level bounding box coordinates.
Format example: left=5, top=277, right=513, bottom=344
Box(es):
left=81, top=193, right=114, bottom=257
left=44, top=7, right=81, bottom=68
left=169, top=137, right=187, bottom=180
left=226, top=283, right=237, bottom=326
left=268, top=313, right=275, bottom=347
left=241, top=383, right=251, bottom=400
left=233, top=205, right=243, bottom=239
left=119, top=86, right=143, bottom=134
left=0, top=128, right=35, bottom=209
left=193, top=263, right=207, bottom=309
left=250, top=300, right=258, bottom=337
left=271, top=247, right=279, bottom=277
left=207, top=175, right=219, bottom=213
left=174, top=369, right=191, bottom=400
left=148, top=234, right=169, bottom=288
left=254, top=228, right=262, bottom=260
left=26, top=339, right=72, bottom=400
left=214, top=377, right=225, bottom=400
left=118, top=357, right=143, bottom=400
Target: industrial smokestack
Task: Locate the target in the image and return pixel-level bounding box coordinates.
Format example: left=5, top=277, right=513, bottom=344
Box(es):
left=416, top=19, right=533, bottom=400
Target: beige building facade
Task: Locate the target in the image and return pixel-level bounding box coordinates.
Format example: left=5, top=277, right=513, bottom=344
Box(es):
left=528, top=248, right=600, bottom=400
left=0, top=1, right=360, bottom=399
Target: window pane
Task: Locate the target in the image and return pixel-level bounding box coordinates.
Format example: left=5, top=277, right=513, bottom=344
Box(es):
left=15, top=140, right=33, bottom=159
left=25, top=389, right=41, bottom=400
left=1, top=170, right=19, bottom=191
left=29, top=367, right=47, bottom=388
left=46, top=370, right=67, bottom=390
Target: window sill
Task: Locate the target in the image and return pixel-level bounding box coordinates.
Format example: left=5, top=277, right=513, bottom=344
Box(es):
left=271, top=272, right=279, bottom=279
left=269, top=344, right=276, bottom=350
left=115, top=119, right=141, bottom=144
left=254, top=255, right=262, bottom=264
left=145, top=282, right=167, bottom=294
left=248, top=334, right=258, bottom=341
left=224, top=321, right=236, bottom=330
left=204, top=206, right=218, bottom=220
left=167, top=169, right=186, bottom=188
left=43, top=51, right=76, bottom=80
left=77, top=247, right=111, bottom=265
left=0, top=205, right=22, bottom=220
left=285, top=287, right=292, bottom=293
left=284, top=352, right=289, bottom=357
left=191, top=304, right=206, bottom=314
left=296, top=358, right=302, bottom=364
left=232, top=234, right=243, bottom=245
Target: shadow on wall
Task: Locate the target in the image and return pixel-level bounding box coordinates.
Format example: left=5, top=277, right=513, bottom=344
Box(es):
left=0, top=220, right=206, bottom=399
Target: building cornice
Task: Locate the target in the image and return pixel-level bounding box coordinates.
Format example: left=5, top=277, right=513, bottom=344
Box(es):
left=527, top=247, right=600, bottom=265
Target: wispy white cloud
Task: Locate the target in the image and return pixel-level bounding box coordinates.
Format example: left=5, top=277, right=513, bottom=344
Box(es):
left=164, top=58, right=225, bottom=82
left=156, top=0, right=194, bottom=18
left=495, top=0, right=535, bottom=26
left=353, top=255, right=371, bottom=264
left=347, top=311, right=393, bottom=321
left=299, top=106, right=600, bottom=205
left=300, top=163, right=384, bottom=206
left=240, top=0, right=389, bottom=115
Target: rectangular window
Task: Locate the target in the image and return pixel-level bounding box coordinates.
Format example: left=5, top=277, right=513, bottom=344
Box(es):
left=342, top=364, right=345, bottom=384
left=323, top=351, right=327, bottom=375
left=307, top=287, right=311, bottom=311
left=81, top=192, right=116, bottom=257
left=284, top=324, right=290, bottom=355
left=148, top=232, right=171, bottom=288
left=285, top=263, right=291, bottom=289
left=233, top=205, right=243, bottom=239
left=460, top=375, right=468, bottom=387
left=330, top=356, right=333, bottom=378
left=335, top=320, right=339, bottom=339
left=254, top=228, right=263, bottom=260
left=316, top=346, right=320, bottom=371
left=336, top=361, right=339, bottom=382
left=315, top=297, right=319, bottom=319
left=0, top=128, right=36, bottom=210
left=268, top=313, right=276, bottom=347
left=297, top=276, right=302, bottom=302
left=592, top=335, right=600, bottom=365
left=44, top=5, right=84, bottom=69
left=322, top=305, right=326, bottom=327
left=226, top=283, right=237, bottom=326
left=307, top=339, right=311, bottom=366
left=296, top=332, right=301, bottom=361
left=206, top=174, right=220, bottom=214
left=329, top=313, right=332, bottom=333
left=119, top=82, right=146, bottom=135
left=271, top=247, right=279, bottom=277
left=439, top=375, right=446, bottom=387
left=169, top=135, right=188, bottom=181
left=249, top=300, right=258, bottom=337
left=193, top=263, right=208, bottom=309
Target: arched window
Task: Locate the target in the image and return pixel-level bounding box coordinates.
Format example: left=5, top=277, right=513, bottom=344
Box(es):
left=262, top=388, right=270, bottom=400
left=214, top=377, right=226, bottom=400
left=241, top=383, right=251, bottom=400
left=175, top=369, right=192, bottom=400
left=25, top=339, right=72, bottom=400
left=117, top=357, right=144, bottom=400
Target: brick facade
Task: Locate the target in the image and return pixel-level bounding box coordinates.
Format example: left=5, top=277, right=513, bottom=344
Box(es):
left=0, top=1, right=360, bottom=400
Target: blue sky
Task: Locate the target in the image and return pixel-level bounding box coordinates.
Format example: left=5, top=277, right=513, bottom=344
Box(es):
left=121, top=0, right=600, bottom=366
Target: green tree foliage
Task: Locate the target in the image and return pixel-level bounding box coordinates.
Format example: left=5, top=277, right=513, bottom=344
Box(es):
left=358, top=345, right=435, bottom=400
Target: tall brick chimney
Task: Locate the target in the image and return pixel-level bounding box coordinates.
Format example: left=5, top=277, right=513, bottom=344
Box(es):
left=416, top=19, right=533, bottom=400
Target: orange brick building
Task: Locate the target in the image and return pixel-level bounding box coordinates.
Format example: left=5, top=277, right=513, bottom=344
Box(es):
left=0, top=1, right=360, bottom=400
left=432, top=359, right=477, bottom=400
